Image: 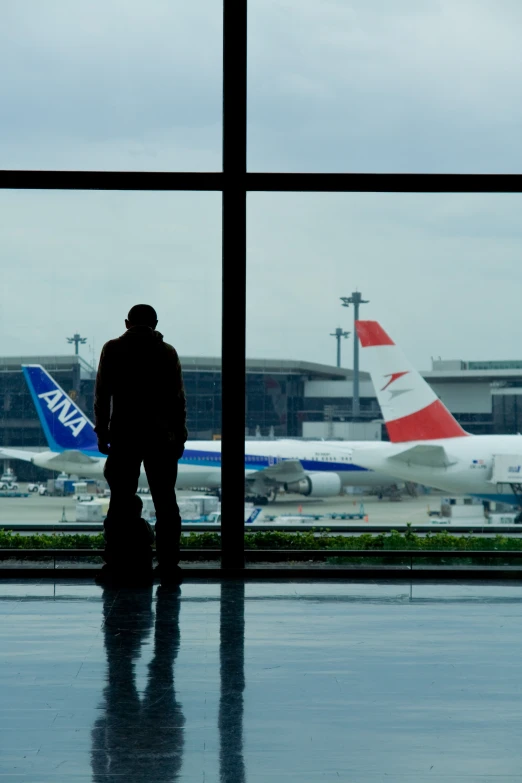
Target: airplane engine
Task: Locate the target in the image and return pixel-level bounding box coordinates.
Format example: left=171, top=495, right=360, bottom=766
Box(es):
left=285, top=473, right=342, bottom=498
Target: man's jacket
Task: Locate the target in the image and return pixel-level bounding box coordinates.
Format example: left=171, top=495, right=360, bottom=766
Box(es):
left=94, top=326, right=187, bottom=445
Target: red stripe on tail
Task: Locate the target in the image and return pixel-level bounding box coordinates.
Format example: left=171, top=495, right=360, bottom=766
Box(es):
left=356, top=321, right=394, bottom=347
left=386, top=399, right=468, bottom=443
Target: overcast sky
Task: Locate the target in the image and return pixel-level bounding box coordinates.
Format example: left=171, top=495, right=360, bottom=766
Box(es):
left=2, top=1, right=522, bottom=372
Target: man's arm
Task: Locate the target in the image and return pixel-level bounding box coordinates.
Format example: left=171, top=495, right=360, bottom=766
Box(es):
left=165, top=346, right=187, bottom=456
left=94, top=344, right=112, bottom=452
left=174, top=351, right=188, bottom=445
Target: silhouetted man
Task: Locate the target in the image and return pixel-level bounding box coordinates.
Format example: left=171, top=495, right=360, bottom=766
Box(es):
left=94, top=304, right=187, bottom=585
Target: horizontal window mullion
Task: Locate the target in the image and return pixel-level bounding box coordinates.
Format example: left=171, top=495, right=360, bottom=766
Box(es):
left=3, top=171, right=522, bottom=193
left=245, top=172, right=522, bottom=193
left=0, top=170, right=223, bottom=191
left=3, top=170, right=522, bottom=193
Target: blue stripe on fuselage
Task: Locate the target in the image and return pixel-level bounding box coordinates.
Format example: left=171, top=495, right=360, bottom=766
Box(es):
left=179, top=449, right=368, bottom=472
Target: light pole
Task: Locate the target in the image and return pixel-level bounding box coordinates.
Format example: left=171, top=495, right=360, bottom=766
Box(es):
left=329, top=328, right=350, bottom=368
left=66, top=334, right=87, bottom=355
left=340, top=291, right=369, bottom=420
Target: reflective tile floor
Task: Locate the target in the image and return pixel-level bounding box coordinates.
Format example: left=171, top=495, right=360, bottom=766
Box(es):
left=1, top=580, right=522, bottom=782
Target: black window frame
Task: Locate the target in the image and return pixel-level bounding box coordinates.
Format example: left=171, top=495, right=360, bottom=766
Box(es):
left=1, top=1, right=521, bottom=571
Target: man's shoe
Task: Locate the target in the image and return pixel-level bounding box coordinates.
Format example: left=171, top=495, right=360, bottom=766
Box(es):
left=154, top=564, right=183, bottom=586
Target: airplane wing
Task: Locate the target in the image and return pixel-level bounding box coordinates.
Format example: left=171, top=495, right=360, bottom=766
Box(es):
left=254, top=459, right=306, bottom=481
left=388, top=444, right=457, bottom=469
left=245, top=459, right=306, bottom=492
left=0, top=447, right=44, bottom=464
left=46, top=450, right=99, bottom=467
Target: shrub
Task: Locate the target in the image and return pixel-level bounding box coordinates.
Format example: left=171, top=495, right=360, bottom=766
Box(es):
left=1, top=527, right=522, bottom=553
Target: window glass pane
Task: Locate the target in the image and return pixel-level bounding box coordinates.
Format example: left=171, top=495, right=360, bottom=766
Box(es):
left=0, top=190, right=221, bottom=502
left=1, top=1, right=222, bottom=171
left=247, top=192, right=522, bottom=542
left=248, top=1, right=522, bottom=173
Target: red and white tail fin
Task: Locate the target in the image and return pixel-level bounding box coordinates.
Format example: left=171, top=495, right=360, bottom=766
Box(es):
left=355, top=321, right=468, bottom=443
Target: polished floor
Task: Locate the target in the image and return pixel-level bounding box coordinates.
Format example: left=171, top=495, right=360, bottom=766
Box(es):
left=1, top=580, right=522, bottom=782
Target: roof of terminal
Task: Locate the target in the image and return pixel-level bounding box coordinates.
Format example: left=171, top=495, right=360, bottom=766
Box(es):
left=5, top=354, right=522, bottom=385
left=0, top=354, right=360, bottom=381
left=425, top=358, right=522, bottom=381
left=179, top=356, right=360, bottom=380
left=423, top=368, right=522, bottom=382
left=0, top=355, right=95, bottom=379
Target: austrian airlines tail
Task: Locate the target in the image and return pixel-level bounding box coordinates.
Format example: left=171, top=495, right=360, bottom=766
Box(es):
left=355, top=321, right=468, bottom=443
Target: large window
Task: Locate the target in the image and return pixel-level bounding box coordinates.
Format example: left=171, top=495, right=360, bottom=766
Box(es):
left=248, top=0, right=522, bottom=173
left=1, top=2, right=222, bottom=171
left=2, top=1, right=522, bottom=566
left=247, top=192, right=522, bottom=529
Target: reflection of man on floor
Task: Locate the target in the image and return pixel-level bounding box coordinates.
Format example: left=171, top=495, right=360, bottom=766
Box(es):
left=94, top=303, right=187, bottom=586
left=91, top=587, right=185, bottom=782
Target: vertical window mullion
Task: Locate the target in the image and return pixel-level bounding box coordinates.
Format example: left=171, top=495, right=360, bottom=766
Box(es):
left=221, top=0, right=247, bottom=570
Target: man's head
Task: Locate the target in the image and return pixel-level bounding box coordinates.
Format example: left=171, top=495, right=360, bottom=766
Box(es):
left=126, top=304, right=158, bottom=330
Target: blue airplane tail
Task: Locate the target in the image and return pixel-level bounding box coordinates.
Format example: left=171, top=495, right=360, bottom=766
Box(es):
left=245, top=507, right=262, bottom=524
left=22, top=365, right=99, bottom=454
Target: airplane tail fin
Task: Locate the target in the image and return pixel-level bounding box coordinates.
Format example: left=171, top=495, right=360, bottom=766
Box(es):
left=22, top=365, right=99, bottom=454
left=355, top=321, right=468, bottom=443
left=245, top=507, right=263, bottom=524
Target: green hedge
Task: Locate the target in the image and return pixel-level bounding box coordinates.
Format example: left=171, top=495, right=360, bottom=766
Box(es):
left=2, top=525, right=522, bottom=552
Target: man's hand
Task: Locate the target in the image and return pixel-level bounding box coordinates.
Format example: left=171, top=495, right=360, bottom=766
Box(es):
left=97, top=439, right=110, bottom=455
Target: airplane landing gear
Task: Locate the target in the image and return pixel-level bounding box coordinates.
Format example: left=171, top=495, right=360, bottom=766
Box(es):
left=245, top=494, right=270, bottom=506
left=245, top=487, right=278, bottom=506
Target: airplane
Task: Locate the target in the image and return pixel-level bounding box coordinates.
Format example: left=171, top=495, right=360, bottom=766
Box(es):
left=352, top=320, right=522, bottom=508
left=0, top=365, right=399, bottom=503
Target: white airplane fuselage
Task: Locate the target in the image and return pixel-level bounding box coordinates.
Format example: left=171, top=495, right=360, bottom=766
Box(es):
left=16, top=438, right=396, bottom=492
left=356, top=434, right=522, bottom=504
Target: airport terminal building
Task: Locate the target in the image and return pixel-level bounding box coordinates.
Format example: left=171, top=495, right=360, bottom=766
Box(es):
left=2, top=353, right=522, bottom=478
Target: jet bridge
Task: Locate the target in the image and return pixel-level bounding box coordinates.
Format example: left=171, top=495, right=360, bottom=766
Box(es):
left=491, top=454, right=522, bottom=506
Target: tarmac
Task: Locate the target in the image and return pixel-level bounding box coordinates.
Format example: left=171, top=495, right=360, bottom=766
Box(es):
left=0, top=489, right=440, bottom=526
left=0, top=488, right=519, bottom=536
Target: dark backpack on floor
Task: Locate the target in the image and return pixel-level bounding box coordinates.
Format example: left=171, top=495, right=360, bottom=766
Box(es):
left=103, top=516, right=155, bottom=573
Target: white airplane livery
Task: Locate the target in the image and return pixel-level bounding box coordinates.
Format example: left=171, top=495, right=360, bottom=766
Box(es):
left=0, top=365, right=398, bottom=502
left=354, top=320, right=522, bottom=506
